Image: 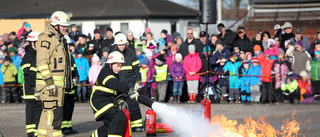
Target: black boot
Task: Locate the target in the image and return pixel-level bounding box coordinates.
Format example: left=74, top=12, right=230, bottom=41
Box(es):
left=82, top=95, right=86, bottom=103
left=77, top=95, right=81, bottom=103
left=177, top=95, right=181, bottom=103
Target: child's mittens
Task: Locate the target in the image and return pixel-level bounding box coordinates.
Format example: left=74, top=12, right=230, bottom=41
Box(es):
left=168, top=78, right=172, bottom=81
left=148, top=80, right=154, bottom=83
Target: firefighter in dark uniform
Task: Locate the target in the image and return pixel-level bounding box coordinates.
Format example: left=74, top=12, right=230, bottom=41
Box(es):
left=21, top=31, right=42, bottom=137
left=113, top=33, right=143, bottom=132
left=90, top=51, right=139, bottom=137
left=61, top=35, right=78, bottom=134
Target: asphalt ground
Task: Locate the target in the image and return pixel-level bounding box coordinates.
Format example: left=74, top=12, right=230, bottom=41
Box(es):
left=0, top=102, right=319, bottom=137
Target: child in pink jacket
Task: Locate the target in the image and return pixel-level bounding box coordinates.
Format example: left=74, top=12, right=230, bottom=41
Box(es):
left=183, top=44, right=202, bottom=103
left=89, top=54, right=103, bottom=87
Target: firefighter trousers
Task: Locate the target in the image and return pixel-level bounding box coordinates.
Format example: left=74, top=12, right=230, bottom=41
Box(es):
left=26, top=100, right=42, bottom=137
left=126, top=82, right=143, bottom=128
left=61, top=93, right=75, bottom=130
left=91, top=107, right=127, bottom=137
left=37, top=87, right=64, bottom=137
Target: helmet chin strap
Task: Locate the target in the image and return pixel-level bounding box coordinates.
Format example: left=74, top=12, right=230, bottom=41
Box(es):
left=52, top=24, right=64, bottom=38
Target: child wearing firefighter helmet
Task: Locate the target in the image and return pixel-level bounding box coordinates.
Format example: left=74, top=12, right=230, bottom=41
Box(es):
left=90, top=51, right=139, bottom=137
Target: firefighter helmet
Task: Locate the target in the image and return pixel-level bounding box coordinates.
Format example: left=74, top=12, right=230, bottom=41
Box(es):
left=106, top=51, right=125, bottom=64
left=113, top=33, right=127, bottom=45
left=49, top=11, right=70, bottom=26
left=26, top=31, right=40, bottom=41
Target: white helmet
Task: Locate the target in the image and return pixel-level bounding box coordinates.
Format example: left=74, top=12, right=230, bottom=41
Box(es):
left=113, top=33, right=127, bottom=45
left=49, top=11, right=70, bottom=26
left=26, top=31, right=40, bottom=41
left=64, top=35, right=71, bottom=44
left=106, top=51, right=125, bottom=64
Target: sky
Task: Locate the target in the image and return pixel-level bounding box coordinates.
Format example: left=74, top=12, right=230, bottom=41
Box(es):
left=169, top=0, right=249, bottom=10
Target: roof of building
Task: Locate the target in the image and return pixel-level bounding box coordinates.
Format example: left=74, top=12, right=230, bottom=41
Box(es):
left=0, top=0, right=198, bottom=19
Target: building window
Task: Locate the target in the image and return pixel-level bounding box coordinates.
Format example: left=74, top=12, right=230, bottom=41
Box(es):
left=171, top=22, right=176, bottom=34
left=121, top=23, right=129, bottom=33
left=96, top=24, right=110, bottom=38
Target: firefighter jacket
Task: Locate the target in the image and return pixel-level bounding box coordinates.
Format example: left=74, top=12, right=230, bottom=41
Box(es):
left=90, top=65, right=131, bottom=121
left=36, top=24, right=73, bottom=91
left=21, top=45, right=37, bottom=101
left=114, top=47, right=141, bottom=86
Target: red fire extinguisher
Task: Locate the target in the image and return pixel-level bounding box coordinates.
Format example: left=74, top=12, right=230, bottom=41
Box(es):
left=201, top=98, right=211, bottom=122
left=146, top=109, right=156, bottom=136
left=123, top=108, right=132, bottom=137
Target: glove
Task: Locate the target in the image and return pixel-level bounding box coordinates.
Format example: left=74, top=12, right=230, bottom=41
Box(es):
left=168, top=78, right=172, bottom=81
left=128, top=88, right=139, bottom=101
left=34, top=93, right=40, bottom=100
left=72, top=77, right=78, bottom=87
left=46, top=85, right=57, bottom=96
left=134, top=81, right=142, bottom=91
left=148, top=80, right=154, bottom=83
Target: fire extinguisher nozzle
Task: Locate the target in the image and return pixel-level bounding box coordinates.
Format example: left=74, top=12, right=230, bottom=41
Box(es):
left=138, top=95, right=155, bottom=108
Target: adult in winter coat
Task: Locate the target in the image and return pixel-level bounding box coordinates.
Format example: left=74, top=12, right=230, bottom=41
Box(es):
left=280, top=22, right=295, bottom=50
left=84, top=44, right=96, bottom=66
left=289, top=27, right=310, bottom=51
left=217, top=23, right=237, bottom=52
left=113, top=33, right=143, bottom=131
left=90, top=51, right=139, bottom=137
left=179, top=28, right=202, bottom=58
left=286, top=40, right=312, bottom=75
left=91, top=29, right=105, bottom=57
left=102, top=27, right=115, bottom=52
left=233, top=32, right=253, bottom=54
left=183, top=44, right=202, bottom=103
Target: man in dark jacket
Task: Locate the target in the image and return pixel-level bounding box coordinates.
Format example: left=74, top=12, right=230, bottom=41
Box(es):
left=233, top=27, right=253, bottom=54
left=103, top=27, right=115, bottom=52
left=179, top=28, right=202, bottom=58
left=113, top=33, right=143, bottom=132
left=217, top=23, right=238, bottom=52
left=91, top=29, right=105, bottom=57
left=280, top=22, right=295, bottom=50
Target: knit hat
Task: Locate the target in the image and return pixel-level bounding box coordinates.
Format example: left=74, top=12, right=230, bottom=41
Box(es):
left=274, top=24, right=281, bottom=30
left=203, top=46, right=211, bottom=53
left=136, top=46, right=142, bottom=52
left=145, top=50, right=153, bottom=57
left=172, top=32, right=181, bottom=39
left=215, top=39, right=223, bottom=46
left=158, top=38, right=166, bottom=46
left=140, top=36, right=147, bottom=41
left=77, top=48, right=83, bottom=54
left=256, top=30, right=262, bottom=35
left=161, top=29, right=168, bottom=35
left=295, top=27, right=302, bottom=34
left=290, top=74, right=299, bottom=80
left=254, top=45, right=261, bottom=52
left=252, top=57, right=259, bottom=63
left=156, top=54, right=165, bottom=63
left=94, top=29, right=101, bottom=34
left=145, top=27, right=151, bottom=33
left=281, top=22, right=293, bottom=30
left=278, top=48, right=284, bottom=55
left=315, top=48, right=320, bottom=55
left=147, top=45, right=157, bottom=49
left=217, top=23, right=225, bottom=28
left=8, top=47, right=16, bottom=53
left=171, top=45, right=177, bottom=51
left=234, top=46, right=239, bottom=50
left=92, top=54, right=100, bottom=64
left=141, top=57, right=149, bottom=65
left=126, top=30, right=133, bottom=35
left=25, top=23, right=31, bottom=28
left=300, top=70, right=308, bottom=77
left=4, top=56, right=11, bottom=62
left=242, top=60, right=250, bottom=65
left=176, top=36, right=183, bottom=42
left=245, top=52, right=252, bottom=58
left=175, top=53, right=182, bottom=61
left=230, top=54, right=238, bottom=60
left=199, top=31, right=207, bottom=37
left=267, top=39, right=276, bottom=48
left=240, top=51, right=245, bottom=55
left=159, top=45, right=166, bottom=52
left=188, top=44, right=195, bottom=52
left=102, top=47, right=110, bottom=53
left=295, top=40, right=303, bottom=47
left=106, top=27, right=113, bottom=32
left=166, top=34, right=174, bottom=43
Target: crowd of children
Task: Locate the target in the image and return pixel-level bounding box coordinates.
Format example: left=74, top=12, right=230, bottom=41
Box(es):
left=1, top=21, right=320, bottom=105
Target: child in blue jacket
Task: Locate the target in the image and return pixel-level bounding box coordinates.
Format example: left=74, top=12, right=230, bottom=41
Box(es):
left=74, top=49, right=90, bottom=102
left=223, top=54, right=241, bottom=103
left=248, top=57, right=262, bottom=103
left=240, top=60, right=251, bottom=104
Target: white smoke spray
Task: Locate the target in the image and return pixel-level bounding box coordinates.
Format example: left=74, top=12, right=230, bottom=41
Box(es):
left=151, top=102, right=223, bottom=137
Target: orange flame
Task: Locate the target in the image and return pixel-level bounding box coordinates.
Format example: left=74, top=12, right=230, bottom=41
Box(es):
left=208, top=114, right=300, bottom=137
